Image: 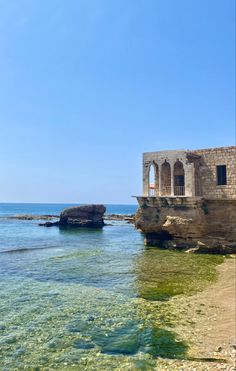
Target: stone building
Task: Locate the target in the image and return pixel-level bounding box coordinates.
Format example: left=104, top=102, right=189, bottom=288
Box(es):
left=135, top=146, right=236, bottom=253
left=142, top=146, right=236, bottom=199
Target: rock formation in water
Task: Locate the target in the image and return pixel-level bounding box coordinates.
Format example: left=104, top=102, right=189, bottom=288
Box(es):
left=8, top=214, right=59, bottom=220
left=59, top=204, right=106, bottom=228
left=40, top=204, right=106, bottom=228
left=104, top=214, right=134, bottom=223
left=135, top=197, right=236, bottom=254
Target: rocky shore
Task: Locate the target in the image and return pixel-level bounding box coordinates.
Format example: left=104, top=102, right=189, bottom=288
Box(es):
left=135, top=197, right=236, bottom=254
left=155, top=256, right=236, bottom=370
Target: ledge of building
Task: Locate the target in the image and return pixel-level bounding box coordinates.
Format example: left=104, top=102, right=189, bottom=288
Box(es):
left=132, top=195, right=203, bottom=199
left=133, top=195, right=236, bottom=202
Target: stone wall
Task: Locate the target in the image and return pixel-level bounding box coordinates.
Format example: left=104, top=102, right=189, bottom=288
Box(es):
left=191, top=146, right=236, bottom=199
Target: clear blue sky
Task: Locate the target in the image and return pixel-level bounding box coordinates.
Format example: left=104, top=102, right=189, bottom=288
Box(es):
left=0, top=0, right=235, bottom=204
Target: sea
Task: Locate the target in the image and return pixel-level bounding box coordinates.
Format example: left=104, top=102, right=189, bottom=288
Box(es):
left=0, top=203, right=223, bottom=370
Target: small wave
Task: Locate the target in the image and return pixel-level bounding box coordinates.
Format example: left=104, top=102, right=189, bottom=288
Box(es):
left=0, top=245, right=62, bottom=254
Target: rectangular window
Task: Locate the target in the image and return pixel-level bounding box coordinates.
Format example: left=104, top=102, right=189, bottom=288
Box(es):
left=216, top=165, right=227, bottom=185
left=174, top=175, right=185, bottom=186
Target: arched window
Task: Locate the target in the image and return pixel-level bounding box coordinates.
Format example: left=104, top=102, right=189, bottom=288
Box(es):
left=174, top=160, right=185, bottom=195
left=161, top=161, right=171, bottom=195
left=148, top=163, right=159, bottom=196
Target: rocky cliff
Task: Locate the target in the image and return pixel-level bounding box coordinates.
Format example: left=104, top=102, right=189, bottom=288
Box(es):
left=135, top=197, right=236, bottom=254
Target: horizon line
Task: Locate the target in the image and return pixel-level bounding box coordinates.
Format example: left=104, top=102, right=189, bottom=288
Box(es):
left=0, top=201, right=138, bottom=206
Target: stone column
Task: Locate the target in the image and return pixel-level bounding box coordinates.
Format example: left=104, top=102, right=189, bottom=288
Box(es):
left=185, top=163, right=195, bottom=196
left=158, top=163, right=162, bottom=196
left=143, top=167, right=149, bottom=196
left=154, top=165, right=159, bottom=196
left=143, top=158, right=151, bottom=196
left=171, top=163, right=174, bottom=196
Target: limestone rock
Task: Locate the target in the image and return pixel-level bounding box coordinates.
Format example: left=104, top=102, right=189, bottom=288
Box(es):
left=135, top=197, right=236, bottom=253
left=135, top=197, right=207, bottom=238
left=162, top=216, right=193, bottom=237
left=59, top=205, right=106, bottom=228
left=185, top=241, right=236, bottom=254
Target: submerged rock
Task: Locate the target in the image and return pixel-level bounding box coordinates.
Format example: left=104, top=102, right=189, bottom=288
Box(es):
left=39, top=221, right=59, bottom=227
left=7, top=214, right=59, bottom=220
left=104, top=214, right=134, bottom=223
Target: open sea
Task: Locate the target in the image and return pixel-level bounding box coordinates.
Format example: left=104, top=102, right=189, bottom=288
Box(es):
left=0, top=203, right=223, bottom=370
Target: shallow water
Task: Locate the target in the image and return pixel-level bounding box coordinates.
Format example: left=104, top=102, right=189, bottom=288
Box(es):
left=0, top=204, right=223, bottom=369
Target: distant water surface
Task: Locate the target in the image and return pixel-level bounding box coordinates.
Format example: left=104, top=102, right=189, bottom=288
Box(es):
left=0, top=202, right=138, bottom=217
left=0, top=203, right=223, bottom=369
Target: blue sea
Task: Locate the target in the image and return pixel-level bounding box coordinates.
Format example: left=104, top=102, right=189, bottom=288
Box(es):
left=0, top=203, right=223, bottom=370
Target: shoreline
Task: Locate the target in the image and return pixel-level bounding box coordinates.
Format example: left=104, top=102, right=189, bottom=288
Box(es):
left=159, top=256, right=236, bottom=370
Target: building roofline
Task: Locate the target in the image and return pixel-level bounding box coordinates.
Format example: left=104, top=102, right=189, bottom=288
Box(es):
left=143, top=149, right=186, bottom=154
left=143, top=145, right=236, bottom=155
left=190, top=145, right=236, bottom=152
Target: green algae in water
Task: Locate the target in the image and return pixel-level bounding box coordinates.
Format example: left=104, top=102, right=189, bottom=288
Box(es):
left=0, top=221, right=225, bottom=370
left=0, top=278, right=187, bottom=369
left=135, top=249, right=224, bottom=300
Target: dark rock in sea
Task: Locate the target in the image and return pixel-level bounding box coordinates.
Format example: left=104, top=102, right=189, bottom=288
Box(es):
left=104, top=214, right=134, bottom=223
left=39, top=205, right=106, bottom=228
left=8, top=214, right=59, bottom=221
left=38, top=221, right=59, bottom=227
left=59, top=205, right=106, bottom=228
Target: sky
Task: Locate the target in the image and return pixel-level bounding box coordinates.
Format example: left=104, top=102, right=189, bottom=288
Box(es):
left=0, top=0, right=235, bottom=204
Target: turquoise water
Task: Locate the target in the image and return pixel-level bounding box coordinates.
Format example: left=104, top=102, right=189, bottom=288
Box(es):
left=0, top=203, right=223, bottom=370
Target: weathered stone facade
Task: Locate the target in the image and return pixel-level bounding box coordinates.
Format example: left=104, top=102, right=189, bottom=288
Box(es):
left=136, top=146, right=236, bottom=253
left=143, top=146, right=236, bottom=199
left=191, top=147, right=236, bottom=199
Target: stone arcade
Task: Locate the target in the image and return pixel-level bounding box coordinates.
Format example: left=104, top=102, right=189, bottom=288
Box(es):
left=135, top=146, right=236, bottom=253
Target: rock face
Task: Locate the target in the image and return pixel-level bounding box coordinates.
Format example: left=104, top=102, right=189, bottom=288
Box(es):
left=59, top=205, right=106, bottom=228
left=135, top=197, right=236, bottom=254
